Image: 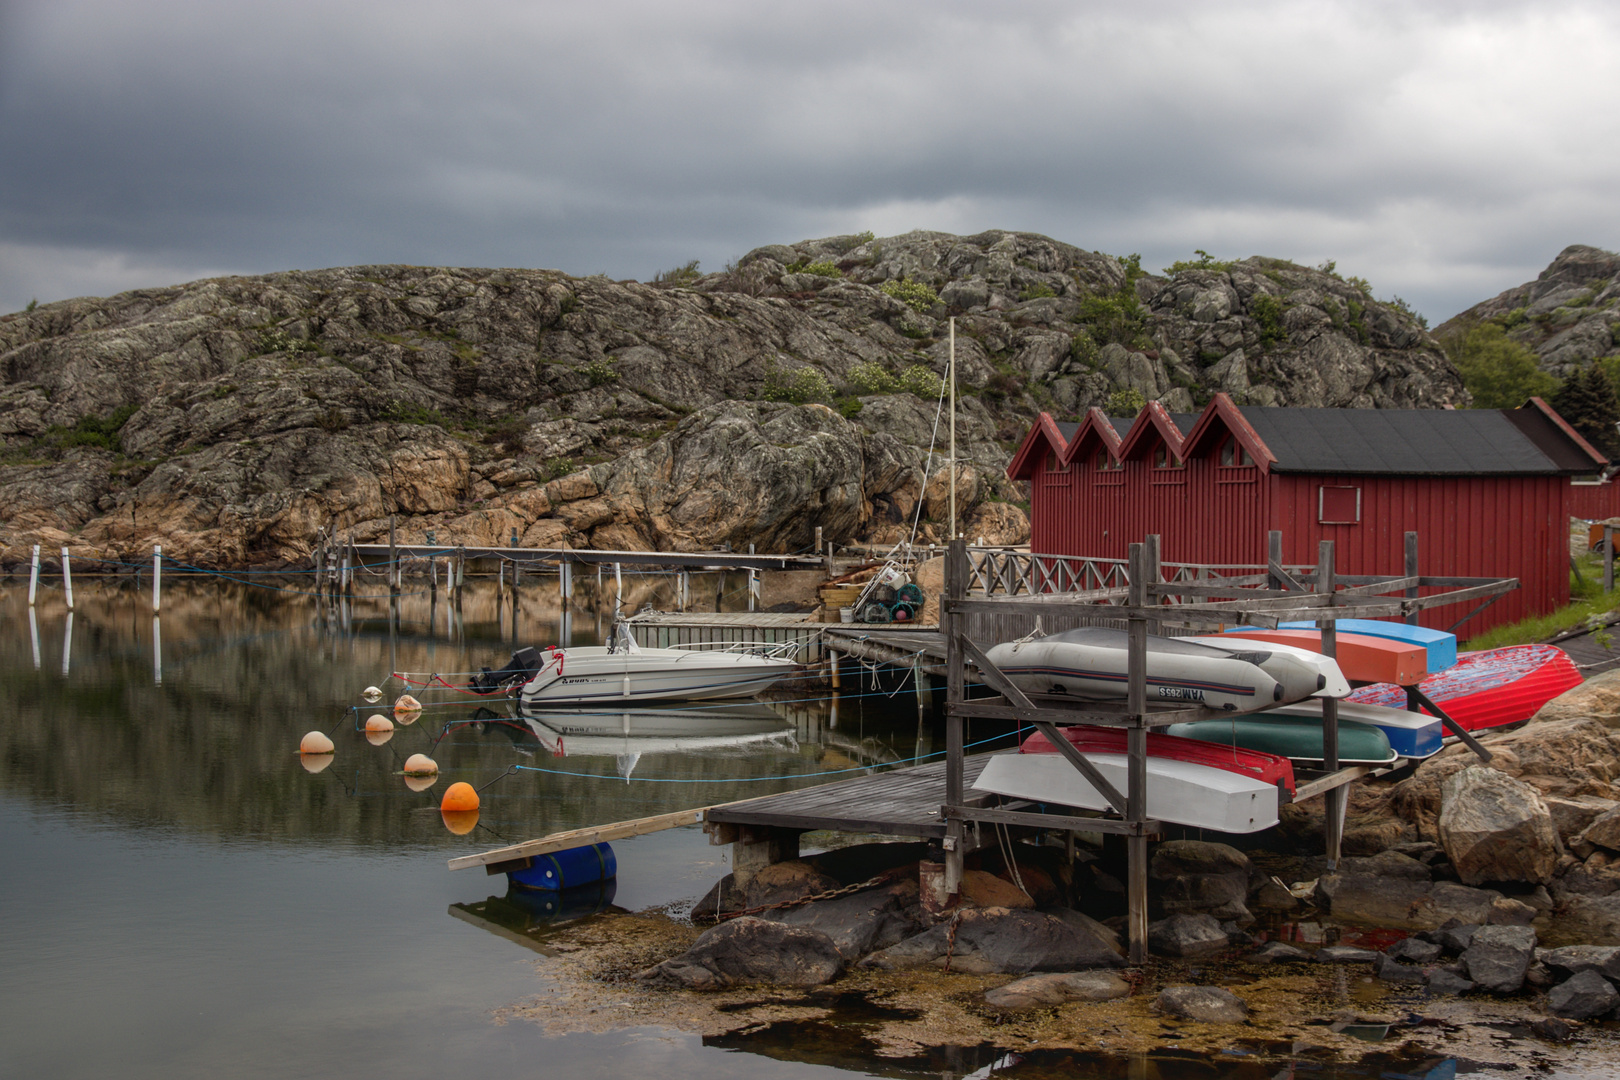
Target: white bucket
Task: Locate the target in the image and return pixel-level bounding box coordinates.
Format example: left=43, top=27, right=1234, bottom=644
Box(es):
left=840, top=607, right=855, bottom=623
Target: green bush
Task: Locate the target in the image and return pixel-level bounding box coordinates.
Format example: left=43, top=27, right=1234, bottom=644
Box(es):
left=1070, top=330, right=1099, bottom=369
left=254, top=327, right=319, bottom=355
left=846, top=361, right=897, bottom=394
left=1076, top=290, right=1148, bottom=348
left=1250, top=293, right=1288, bottom=346
left=1384, top=294, right=1430, bottom=329
left=1164, top=250, right=1234, bottom=275
left=837, top=396, right=863, bottom=419
left=1105, top=388, right=1147, bottom=416
left=582, top=357, right=619, bottom=387
left=1439, top=321, right=1557, bottom=409
left=653, top=260, right=702, bottom=285
left=763, top=363, right=834, bottom=404
left=46, top=404, right=139, bottom=451
left=1020, top=283, right=1057, bottom=301
left=881, top=279, right=939, bottom=313
left=382, top=400, right=451, bottom=427
left=898, top=364, right=943, bottom=399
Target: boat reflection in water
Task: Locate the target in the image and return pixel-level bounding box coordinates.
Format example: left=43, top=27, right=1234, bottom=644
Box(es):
left=518, top=701, right=799, bottom=779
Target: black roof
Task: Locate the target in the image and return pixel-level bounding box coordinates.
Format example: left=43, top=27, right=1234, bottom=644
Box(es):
left=1236, top=406, right=1595, bottom=476
left=1109, top=413, right=1200, bottom=440
left=1055, top=420, right=1080, bottom=445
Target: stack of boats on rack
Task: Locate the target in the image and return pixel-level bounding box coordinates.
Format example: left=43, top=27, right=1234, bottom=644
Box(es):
left=973, top=619, right=1581, bottom=833
left=467, top=620, right=800, bottom=707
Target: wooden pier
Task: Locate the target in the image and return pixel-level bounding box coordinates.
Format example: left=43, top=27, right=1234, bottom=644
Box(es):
left=452, top=530, right=1513, bottom=966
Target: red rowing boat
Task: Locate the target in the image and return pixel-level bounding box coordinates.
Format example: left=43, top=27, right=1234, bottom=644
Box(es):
left=1345, top=644, right=1581, bottom=732
left=1021, top=724, right=1297, bottom=796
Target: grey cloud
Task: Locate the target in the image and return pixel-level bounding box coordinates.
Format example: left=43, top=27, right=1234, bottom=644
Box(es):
left=2, top=0, right=1618, bottom=321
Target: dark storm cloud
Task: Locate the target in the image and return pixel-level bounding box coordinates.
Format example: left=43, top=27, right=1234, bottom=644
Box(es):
left=2, top=0, right=1618, bottom=320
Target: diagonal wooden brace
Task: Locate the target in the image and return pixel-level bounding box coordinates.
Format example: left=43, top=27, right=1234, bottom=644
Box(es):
left=960, top=636, right=1130, bottom=815
left=1409, top=687, right=1493, bottom=764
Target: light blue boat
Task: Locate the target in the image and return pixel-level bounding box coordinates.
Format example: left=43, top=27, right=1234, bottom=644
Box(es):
left=1278, top=618, right=1456, bottom=673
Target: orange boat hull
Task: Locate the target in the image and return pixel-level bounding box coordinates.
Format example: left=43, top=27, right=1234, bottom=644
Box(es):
left=1221, top=629, right=1426, bottom=686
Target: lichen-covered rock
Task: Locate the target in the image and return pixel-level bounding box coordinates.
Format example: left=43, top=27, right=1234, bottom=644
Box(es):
left=1154, top=985, right=1248, bottom=1024
left=1438, top=766, right=1562, bottom=885
left=1579, top=807, right=1620, bottom=853
left=1533, top=667, right=1620, bottom=729
left=637, top=916, right=845, bottom=989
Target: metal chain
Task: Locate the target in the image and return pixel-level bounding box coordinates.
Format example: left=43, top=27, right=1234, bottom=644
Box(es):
left=942, top=910, right=964, bottom=972
left=716, top=873, right=889, bottom=922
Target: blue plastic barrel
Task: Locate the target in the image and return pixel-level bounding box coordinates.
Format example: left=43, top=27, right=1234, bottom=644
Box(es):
left=508, top=842, right=617, bottom=892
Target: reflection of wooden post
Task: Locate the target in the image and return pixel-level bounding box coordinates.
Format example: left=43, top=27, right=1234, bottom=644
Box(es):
left=388, top=515, right=398, bottom=595
left=1318, top=540, right=1342, bottom=867
left=829, top=649, right=841, bottom=689
left=1126, top=542, right=1148, bottom=965
left=943, top=538, right=968, bottom=898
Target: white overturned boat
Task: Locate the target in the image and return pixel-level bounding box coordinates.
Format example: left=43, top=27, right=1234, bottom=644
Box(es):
left=973, top=751, right=1280, bottom=833
left=985, top=626, right=1332, bottom=711
left=1181, top=636, right=1350, bottom=700
left=470, top=624, right=799, bottom=706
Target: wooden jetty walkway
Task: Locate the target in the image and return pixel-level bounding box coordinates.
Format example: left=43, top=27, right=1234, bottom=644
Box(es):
left=626, top=610, right=944, bottom=669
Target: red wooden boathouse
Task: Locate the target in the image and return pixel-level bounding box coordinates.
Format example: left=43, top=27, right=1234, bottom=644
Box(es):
left=1007, top=393, right=1608, bottom=639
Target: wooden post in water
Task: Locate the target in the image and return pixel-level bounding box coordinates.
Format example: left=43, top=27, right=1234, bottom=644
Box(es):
left=152, top=614, right=162, bottom=686
left=1126, top=542, right=1149, bottom=965
left=61, top=547, right=74, bottom=611
left=814, top=526, right=822, bottom=565
left=746, top=567, right=757, bottom=612
left=829, top=649, right=841, bottom=689
left=943, top=538, right=968, bottom=899
left=1317, top=539, right=1343, bottom=867
left=28, top=544, right=40, bottom=606
left=152, top=545, right=162, bottom=614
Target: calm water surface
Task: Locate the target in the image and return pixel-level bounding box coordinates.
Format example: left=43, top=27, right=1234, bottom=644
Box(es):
left=0, top=575, right=1591, bottom=1079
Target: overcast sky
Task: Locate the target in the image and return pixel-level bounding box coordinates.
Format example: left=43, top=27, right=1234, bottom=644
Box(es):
left=2, top=0, right=1618, bottom=323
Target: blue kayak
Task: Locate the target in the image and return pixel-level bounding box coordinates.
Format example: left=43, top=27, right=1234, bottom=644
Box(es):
left=1278, top=618, right=1456, bottom=673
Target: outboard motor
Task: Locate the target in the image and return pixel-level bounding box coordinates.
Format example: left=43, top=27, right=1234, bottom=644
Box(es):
left=470, top=646, right=546, bottom=694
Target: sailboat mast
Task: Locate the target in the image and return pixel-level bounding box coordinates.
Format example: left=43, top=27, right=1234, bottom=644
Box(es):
left=949, top=316, right=956, bottom=541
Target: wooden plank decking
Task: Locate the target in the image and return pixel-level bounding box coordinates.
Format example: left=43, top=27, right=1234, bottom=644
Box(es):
left=705, top=754, right=997, bottom=837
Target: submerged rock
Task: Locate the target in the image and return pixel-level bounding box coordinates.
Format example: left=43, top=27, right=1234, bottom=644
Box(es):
left=1315, top=946, right=1380, bottom=964
left=1438, top=766, right=1562, bottom=885
left=1154, top=985, right=1248, bottom=1024
left=1250, top=941, right=1311, bottom=964
left=983, top=970, right=1130, bottom=1009
left=1376, top=953, right=1427, bottom=984
left=1426, top=968, right=1475, bottom=995
left=638, top=916, right=845, bottom=989
left=1387, top=937, right=1443, bottom=964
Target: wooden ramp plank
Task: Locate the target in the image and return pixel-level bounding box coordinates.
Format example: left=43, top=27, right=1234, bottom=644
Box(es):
left=448, top=806, right=723, bottom=871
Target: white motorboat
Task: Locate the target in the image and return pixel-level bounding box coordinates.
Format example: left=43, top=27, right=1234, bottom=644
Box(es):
left=973, top=750, right=1280, bottom=834
left=985, top=627, right=1285, bottom=711
left=471, top=624, right=800, bottom=706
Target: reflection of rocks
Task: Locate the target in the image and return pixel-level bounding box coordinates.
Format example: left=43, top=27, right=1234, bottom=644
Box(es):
left=860, top=907, right=1123, bottom=975
left=1154, top=985, right=1247, bottom=1024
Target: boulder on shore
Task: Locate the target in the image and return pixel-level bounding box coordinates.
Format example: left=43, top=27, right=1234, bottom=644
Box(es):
left=637, top=917, right=845, bottom=989
left=1154, top=985, right=1248, bottom=1024
left=1148, top=913, right=1230, bottom=957
left=763, top=879, right=919, bottom=960
left=1462, top=924, right=1538, bottom=993
left=1546, top=970, right=1619, bottom=1019
left=1149, top=840, right=1253, bottom=921
left=859, top=907, right=1123, bottom=975
left=1438, top=766, right=1562, bottom=885
left=1533, top=667, right=1620, bottom=728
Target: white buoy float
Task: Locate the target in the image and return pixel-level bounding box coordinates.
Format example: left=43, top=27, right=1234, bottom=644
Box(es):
left=363, top=685, right=383, bottom=704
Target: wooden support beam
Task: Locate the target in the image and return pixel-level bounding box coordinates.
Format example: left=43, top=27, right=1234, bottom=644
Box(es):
left=1410, top=687, right=1494, bottom=764
left=943, top=805, right=1161, bottom=836
left=1404, top=532, right=1421, bottom=627
left=1291, top=765, right=1375, bottom=803
left=1126, top=542, right=1150, bottom=966
left=448, top=806, right=721, bottom=870
left=944, top=538, right=968, bottom=896
left=1318, top=540, right=1343, bottom=867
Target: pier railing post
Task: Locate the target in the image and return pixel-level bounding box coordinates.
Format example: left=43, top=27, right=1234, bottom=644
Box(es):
left=1126, top=542, right=1149, bottom=965
left=943, top=538, right=968, bottom=899
left=1318, top=539, right=1343, bottom=867
left=1404, top=531, right=1420, bottom=625
left=1267, top=530, right=1283, bottom=591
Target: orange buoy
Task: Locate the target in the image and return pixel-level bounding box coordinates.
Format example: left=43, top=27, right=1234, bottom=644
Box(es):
left=403, top=753, right=438, bottom=776
left=365, top=713, right=394, bottom=733
left=441, top=809, right=479, bottom=835
left=394, top=693, right=423, bottom=720
left=440, top=781, right=480, bottom=812
left=404, top=772, right=439, bottom=793
left=299, top=730, right=335, bottom=755
left=299, top=752, right=335, bottom=774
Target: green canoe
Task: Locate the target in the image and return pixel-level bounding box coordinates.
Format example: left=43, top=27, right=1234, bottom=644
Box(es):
left=1165, top=715, right=1397, bottom=765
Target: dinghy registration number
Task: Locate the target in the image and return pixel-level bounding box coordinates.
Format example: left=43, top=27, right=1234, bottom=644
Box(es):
left=1156, top=686, right=1205, bottom=701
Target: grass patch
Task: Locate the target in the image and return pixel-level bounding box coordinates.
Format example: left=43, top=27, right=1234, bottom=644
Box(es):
left=1464, top=552, right=1620, bottom=648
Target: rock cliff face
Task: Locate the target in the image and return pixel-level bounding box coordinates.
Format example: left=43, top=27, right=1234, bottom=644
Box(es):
left=0, top=231, right=1464, bottom=567
left=1436, top=244, right=1620, bottom=378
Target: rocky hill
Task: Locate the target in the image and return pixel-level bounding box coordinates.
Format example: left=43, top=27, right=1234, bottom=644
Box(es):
left=0, top=230, right=1462, bottom=568
left=1435, top=244, right=1620, bottom=379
